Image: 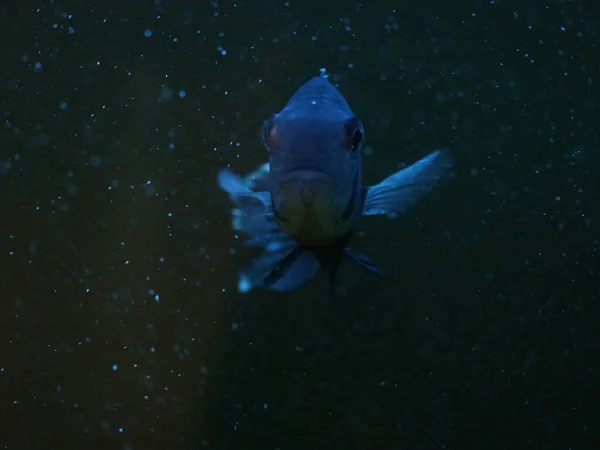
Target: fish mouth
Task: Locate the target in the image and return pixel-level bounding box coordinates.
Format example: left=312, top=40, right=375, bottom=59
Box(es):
left=278, top=164, right=333, bottom=182
left=271, top=172, right=341, bottom=240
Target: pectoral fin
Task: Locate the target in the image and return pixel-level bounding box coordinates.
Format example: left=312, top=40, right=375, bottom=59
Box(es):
left=217, top=168, right=278, bottom=239
left=362, top=149, right=453, bottom=219
left=218, top=166, right=320, bottom=294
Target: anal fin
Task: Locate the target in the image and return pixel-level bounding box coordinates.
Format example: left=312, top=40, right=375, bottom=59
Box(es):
left=263, top=246, right=305, bottom=287
left=344, top=248, right=383, bottom=278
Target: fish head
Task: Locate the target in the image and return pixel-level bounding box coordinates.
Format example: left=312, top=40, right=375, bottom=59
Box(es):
left=262, top=77, right=364, bottom=245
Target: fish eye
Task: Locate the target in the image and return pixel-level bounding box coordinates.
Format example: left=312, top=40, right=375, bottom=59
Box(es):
left=344, top=116, right=364, bottom=152
left=350, top=127, right=363, bottom=152
left=261, top=114, right=278, bottom=150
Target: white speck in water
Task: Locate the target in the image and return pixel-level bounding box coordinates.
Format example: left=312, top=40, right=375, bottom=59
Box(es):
left=238, top=274, right=251, bottom=293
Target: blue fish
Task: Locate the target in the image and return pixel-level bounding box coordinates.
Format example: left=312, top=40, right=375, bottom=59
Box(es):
left=217, top=75, right=452, bottom=304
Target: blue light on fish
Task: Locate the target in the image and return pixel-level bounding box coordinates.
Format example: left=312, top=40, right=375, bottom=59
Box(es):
left=217, top=74, right=453, bottom=304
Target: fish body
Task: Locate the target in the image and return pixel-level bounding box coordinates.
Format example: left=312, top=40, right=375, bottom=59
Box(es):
left=217, top=75, right=452, bottom=303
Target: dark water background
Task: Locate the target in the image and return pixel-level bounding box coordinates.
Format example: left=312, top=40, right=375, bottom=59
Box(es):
left=1, top=1, right=598, bottom=449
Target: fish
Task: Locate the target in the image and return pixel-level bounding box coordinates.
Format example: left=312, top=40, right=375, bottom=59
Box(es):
left=217, top=75, right=453, bottom=304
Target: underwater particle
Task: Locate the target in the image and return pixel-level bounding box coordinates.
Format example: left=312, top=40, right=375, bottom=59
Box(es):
left=143, top=29, right=152, bottom=37
left=26, top=133, right=51, bottom=149
left=89, top=155, right=102, bottom=167
left=238, top=274, right=251, bottom=293
left=0, top=161, right=12, bottom=175
left=160, top=86, right=173, bottom=100
left=178, top=90, right=186, bottom=98
left=112, top=364, right=118, bottom=371
left=33, top=61, right=42, bottom=72
left=59, top=100, right=68, bottom=110
left=67, top=182, right=78, bottom=195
